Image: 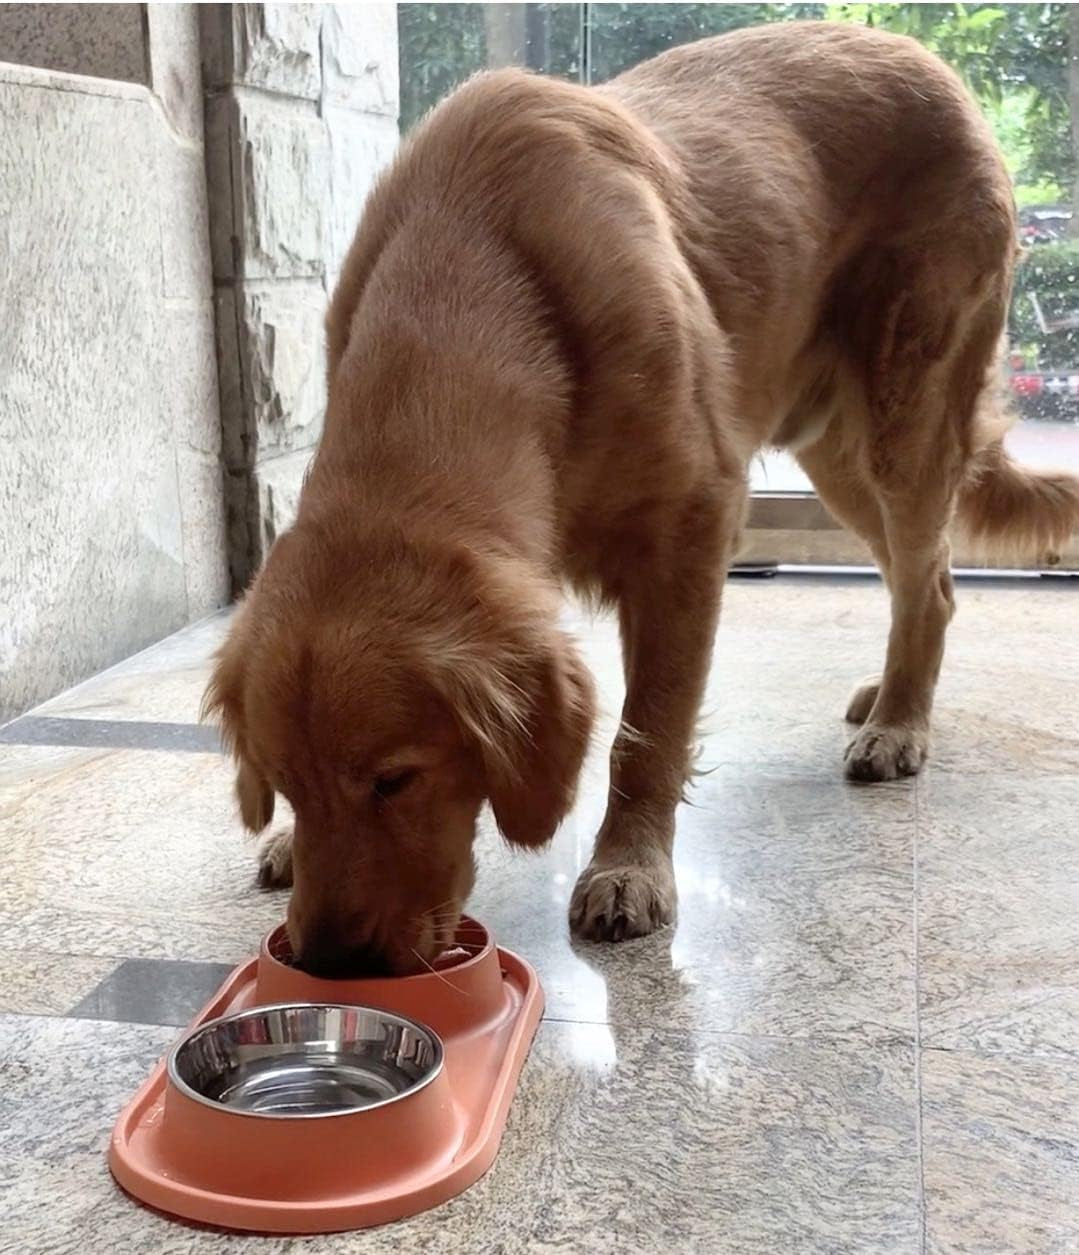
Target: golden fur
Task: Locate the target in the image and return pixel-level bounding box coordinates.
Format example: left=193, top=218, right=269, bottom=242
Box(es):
left=206, top=23, right=1079, bottom=974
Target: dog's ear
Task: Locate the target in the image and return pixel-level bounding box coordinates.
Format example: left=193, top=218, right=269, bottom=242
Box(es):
left=454, top=630, right=596, bottom=849
left=202, top=608, right=275, bottom=834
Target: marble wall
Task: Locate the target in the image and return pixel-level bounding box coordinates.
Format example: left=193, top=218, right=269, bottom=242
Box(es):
left=0, top=7, right=228, bottom=722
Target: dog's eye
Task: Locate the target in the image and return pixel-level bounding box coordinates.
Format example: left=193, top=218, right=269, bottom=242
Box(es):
left=373, top=769, right=417, bottom=801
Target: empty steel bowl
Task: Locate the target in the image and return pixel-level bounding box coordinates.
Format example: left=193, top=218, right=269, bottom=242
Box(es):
left=168, top=1003, right=444, bottom=1119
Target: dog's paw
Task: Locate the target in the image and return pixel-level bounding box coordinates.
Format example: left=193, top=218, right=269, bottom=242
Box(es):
left=845, top=679, right=880, bottom=725
left=845, top=723, right=927, bottom=782
left=569, top=858, right=676, bottom=942
left=255, top=824, right=294, bottom=890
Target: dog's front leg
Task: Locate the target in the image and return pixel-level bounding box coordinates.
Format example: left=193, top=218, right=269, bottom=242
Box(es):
left=569, top=487, right=743, bottom=941
left=255, top=822, right=294, bottom=890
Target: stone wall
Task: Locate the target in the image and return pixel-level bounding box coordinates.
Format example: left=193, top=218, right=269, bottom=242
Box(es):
left=200, top=4, right=400, bottom=591
left=0, top=3, right=398, bottom=719
left=0, top=7, right=228, bottom=722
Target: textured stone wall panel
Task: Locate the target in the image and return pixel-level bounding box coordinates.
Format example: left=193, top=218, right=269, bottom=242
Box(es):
left=236, top=89, right=330, bottom=278
left=154, top=129, right=215, bottom=301
left=163, top=302, right=224, bottom=461
left=242, top=283, right=327, bottom=458
left=325, top=106, right=398, bottom=275
left=201, top=4, right=400, bottom=591
left=239, top=3, right=322, bottom=99
left=255, top=448, right=316, bottom=553
left=321, top=3, right=398, bottom=115
left=202, top=2, right=322, bottom=99
left=178, top=446, right=229, bottom=611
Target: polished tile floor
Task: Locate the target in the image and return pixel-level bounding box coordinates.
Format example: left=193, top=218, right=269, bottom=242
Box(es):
left=2, top=574, right=1078, bottom=1253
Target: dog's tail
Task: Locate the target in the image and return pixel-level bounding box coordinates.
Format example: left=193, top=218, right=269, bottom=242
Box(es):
left=956, top=439, right=1079, bottom=559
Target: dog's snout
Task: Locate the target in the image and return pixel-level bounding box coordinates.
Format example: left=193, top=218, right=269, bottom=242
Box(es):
left=294, top=925, right=394, bottom=979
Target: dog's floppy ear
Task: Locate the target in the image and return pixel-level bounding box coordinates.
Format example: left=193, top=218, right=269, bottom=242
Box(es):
left=454, top=630, right=596, bottom=849
left=491, top=637, right=595, bottom=847
left=202, top=608, right=275, bottom=834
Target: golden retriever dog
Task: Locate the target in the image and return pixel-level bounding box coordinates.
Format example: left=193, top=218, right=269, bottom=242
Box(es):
left=206, top=22, right=1079, bottom=976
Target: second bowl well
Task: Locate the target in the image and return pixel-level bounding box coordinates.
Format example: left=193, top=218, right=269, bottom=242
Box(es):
left=170, top=1003, right=444, bottom=1116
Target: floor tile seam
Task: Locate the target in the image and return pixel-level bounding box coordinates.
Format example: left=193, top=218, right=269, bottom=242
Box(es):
left=919, top=1040, right=1079, bottom=1067
left=913, top=775, right=927, bottom=1255
left=538, top=1013, right=916, bottom=1050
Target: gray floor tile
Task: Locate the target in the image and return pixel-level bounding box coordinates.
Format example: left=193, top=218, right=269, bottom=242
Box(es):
left=472, top=776, right=916, bottom=1044
left=0, top=1014, right=187, bottom=1255
left=67, top=958, right=237, bottom=1027
left=0, top=949, right=118, bottom=1018
left=923, top=1047, right=1079, bottom=1254
left=0, top=743, right=111, bottom=801
left=1, top=576, right=1077, bottom=1250
left=918, top=775, right=1079, bottom=1058
left=28, top=611, right=230, bottom=726
left=0, top=748, right=284, bottom=966
left=0, top=1012, right=919, bottom=1255
left=0, top=715, right=221, bottom=753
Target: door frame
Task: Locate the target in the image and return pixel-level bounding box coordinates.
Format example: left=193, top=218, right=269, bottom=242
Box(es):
left=742, top=492, right=1079, bottom=571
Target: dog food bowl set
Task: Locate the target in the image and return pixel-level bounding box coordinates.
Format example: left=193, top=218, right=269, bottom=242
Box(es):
left=109, top=917, right=543, bottom=1234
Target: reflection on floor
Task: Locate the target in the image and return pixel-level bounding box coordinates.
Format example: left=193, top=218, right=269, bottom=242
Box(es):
left=2, top=574, right=1078, bottom=1253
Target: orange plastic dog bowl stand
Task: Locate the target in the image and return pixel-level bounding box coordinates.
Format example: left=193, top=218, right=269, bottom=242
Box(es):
left=108, top=918, right=544, bottom=1234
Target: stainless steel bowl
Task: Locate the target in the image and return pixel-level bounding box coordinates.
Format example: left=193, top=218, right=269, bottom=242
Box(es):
left=168, top=1004, right=444, bottom=1119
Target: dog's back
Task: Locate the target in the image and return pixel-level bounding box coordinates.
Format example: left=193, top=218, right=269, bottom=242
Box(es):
left=602, top=23, right=1015, bottom=439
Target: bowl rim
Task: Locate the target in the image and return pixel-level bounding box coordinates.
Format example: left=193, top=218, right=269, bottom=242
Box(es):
left=262, top=915, right=491, bottom=982
left=166, top=1001, right=445, bottom=1121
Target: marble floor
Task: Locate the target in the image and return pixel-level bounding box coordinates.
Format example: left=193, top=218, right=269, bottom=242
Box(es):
left=2, top=573, right=1078, bottom=1254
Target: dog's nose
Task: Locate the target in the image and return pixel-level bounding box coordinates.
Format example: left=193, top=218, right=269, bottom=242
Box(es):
left=294, top=928, right=394, bottom=979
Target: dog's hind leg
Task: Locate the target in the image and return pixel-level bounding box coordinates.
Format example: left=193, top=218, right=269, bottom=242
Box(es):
left=795, top=435, right=891, bottom=725
left=832, top=231, right=1011, bottom=781
left=843, top=487, right=958, bottom=781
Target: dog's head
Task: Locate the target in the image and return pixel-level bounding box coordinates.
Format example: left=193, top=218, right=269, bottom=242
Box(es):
left=204, top=526, right=594, bottom=976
